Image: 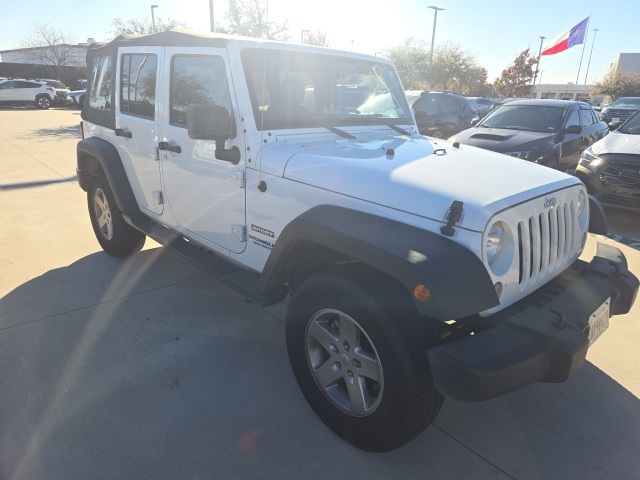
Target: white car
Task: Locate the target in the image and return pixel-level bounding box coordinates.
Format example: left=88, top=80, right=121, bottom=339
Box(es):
left=75, top=29, right=638, bottom=452
left=0, top=79, right=56, bottom=109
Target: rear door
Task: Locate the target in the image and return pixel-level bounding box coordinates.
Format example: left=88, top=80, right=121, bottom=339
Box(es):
left=158, top=48, right=247, bottom=254
left=115, top=47, right=163, bottom=215
left=0, top=81, right=21, bottom=102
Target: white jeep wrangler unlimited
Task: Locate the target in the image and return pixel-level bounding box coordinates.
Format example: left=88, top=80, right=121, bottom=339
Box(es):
left=76, top=30, right=638, bottom=452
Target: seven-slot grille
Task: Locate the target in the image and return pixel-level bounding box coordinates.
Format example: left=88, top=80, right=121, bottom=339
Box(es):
left=517, top=200, right=578, bottom=288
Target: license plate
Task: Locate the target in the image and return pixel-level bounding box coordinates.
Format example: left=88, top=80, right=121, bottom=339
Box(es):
left=588, top=298, right=610, bottom=346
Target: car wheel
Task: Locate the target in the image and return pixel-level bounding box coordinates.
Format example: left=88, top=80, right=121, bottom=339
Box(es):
left=35, top=95, right=51, bottom=109
left=431, top=130, right=445, bottom=139
left=544, top=157, right=559, bottom=170
left=286, top=264, right=444, bottom=452
left=88, top=174, right=146, bottom=257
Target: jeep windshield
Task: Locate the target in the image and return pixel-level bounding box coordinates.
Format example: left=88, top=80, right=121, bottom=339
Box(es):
left=242, top=48, right=412, bottom=131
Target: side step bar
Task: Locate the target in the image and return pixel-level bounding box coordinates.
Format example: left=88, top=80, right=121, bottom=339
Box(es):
left=123, top=212, right=287, bottom=306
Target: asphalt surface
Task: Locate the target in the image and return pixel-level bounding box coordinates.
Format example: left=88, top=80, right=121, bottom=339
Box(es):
left=1, top=107, right=639, bottom=480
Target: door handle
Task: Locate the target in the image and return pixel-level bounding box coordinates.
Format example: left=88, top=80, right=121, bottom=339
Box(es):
left=115, top=128, right=132, bottom=138
left=159, top=141, right=182, bottom=154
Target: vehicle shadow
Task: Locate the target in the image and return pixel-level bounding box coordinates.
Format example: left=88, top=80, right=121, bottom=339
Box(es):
left=0, top=248, right=638, bottom=479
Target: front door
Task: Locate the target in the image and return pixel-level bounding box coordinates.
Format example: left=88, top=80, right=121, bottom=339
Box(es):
left=114, top=47, right=164, bottom=215
left=158, top=48, right=247, bottom=254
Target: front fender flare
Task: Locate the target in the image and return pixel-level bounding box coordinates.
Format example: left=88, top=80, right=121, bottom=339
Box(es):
left=259, top=205, right=498, bottom=320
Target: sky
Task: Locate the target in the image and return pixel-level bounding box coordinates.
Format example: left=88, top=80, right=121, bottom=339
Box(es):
left=1, top=0, right=638, bottom=86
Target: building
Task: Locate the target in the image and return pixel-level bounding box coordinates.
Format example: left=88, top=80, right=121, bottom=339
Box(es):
left=532, top=83, right=603, bottom=105
left=608, top=53, right=640, bottom=76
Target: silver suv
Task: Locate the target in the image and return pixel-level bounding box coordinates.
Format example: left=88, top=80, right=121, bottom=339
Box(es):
left=0, top=79, right=57, bottom=109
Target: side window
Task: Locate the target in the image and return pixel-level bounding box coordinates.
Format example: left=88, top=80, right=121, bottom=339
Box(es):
left=580, top=108, right=597, bottom=126
left=564, top=107, right=580, bottom=128
left=89, top=55, right=113, bottom=110
left=438, top=95, right=460, bottom=113
left=0, top=81, right=16, bottom=89
left=120, top=53, right=157, bottom=120
left=17, top=81, right=39, bottom=89
left=414, top=96, right=437, bottom=115
left=170, top=55, right=233, bottom=131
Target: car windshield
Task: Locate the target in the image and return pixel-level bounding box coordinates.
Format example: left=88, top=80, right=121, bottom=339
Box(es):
left=478, top=104, right=565, bottom=133
left=242, top=48, right=412, bottom=131
left=618, top=111, right=640, bottom=134
left=610, top=97, right=640, bottom=108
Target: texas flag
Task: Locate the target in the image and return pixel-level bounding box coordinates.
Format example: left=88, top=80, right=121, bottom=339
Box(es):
left=541, top=17, right=589, bottom=55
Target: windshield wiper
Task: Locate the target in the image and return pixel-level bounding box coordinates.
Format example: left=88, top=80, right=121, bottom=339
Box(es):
left=325, top=125, right=356, bottom=139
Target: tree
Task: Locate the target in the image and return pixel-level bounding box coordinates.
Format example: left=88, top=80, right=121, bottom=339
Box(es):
left=303, top=30, right=330, bottom=47
left=493, top=48, right=537, bottom=98
left=111, top=17, right=187, bottom=37
left=17, top=22, right=84, bottom=83
left=216, top=0, right=289, bottom=41
left=427, top=42, right=483, bottom=93
left=594, top=70, right=640, bottom=99
left=382, top=38, right=430, bottom=90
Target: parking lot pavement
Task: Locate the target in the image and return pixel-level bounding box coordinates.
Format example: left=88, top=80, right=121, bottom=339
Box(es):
left=1, top=108, right=639, bottom=479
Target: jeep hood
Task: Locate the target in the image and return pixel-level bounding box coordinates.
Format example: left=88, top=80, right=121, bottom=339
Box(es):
left=260, top=134, right=579, bottom=232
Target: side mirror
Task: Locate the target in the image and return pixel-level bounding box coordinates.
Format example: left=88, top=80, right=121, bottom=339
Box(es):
left=564, top=124, right=582, bottom=135
left=187, top=104, right=240, bottom=164
left=471, top=117, right=480, bottom=125
left=608, top=120, right=623, bottom=131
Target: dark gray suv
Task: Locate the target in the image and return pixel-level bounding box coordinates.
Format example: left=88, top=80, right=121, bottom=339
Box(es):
left=406, top=91, right=479, bottom=138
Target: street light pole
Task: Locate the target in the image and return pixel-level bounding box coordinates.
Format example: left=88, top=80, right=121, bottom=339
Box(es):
left=209, top=0, right=214, bottom=32
left=428, top=6, right=445, bottom=64
left=583, top=28, right=599, bottom=85
left=531, top=35, right=546, bottom=98
left=150, top=5, right=159, bottom=32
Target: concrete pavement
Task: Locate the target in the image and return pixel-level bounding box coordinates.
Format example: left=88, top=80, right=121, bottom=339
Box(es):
left=1, top=107, right=639, bottom=480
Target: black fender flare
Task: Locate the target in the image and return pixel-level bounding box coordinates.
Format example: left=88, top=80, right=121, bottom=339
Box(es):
left=588, top=194, right=608, bottom=236
left=259, top=205, right=498, bottom=320
left=76, top=137, right=139, bottom=213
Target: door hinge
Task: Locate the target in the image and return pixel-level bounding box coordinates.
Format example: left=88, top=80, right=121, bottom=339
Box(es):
left=231, top=224, right=246, bottom=242
left=153, top=190, right=164, bottom=205
left=231, top=171, right=246, bottom=188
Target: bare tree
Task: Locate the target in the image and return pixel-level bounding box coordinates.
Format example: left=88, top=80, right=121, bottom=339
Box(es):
left=303, top=30, right=330, bottom=47
left=216, top=0, right=289, bottom=41
left=17, top=22, right=84, bottom=81
left=594, top=71, right=640, bottom=100
left=110, top=17, right=187, bottom=37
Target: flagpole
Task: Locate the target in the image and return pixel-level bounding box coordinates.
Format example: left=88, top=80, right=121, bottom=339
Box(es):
left=584, top=28, right=599, bottom=85
left=575, top=15, right=591, bottom=84
left=531, top=36, right=546, bottom=98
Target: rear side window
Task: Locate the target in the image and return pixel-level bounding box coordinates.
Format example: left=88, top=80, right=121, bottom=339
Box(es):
left=89, top=55, right=113, bottom=111
left=17, top=81, right=40, bottom=89
left=169, top=55, right=233, bottom=128
left=120, top=53, right=157, bottom=120
left=438, top=95, right=460, bottom=113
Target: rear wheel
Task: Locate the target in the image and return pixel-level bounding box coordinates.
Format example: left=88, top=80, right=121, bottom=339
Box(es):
left=431, top=129, right=445, bottom=139
left=88, top=174, right=145, bottom=257
left=286, top=264, right=444, bottom=452
left=35, top=95, right=51, bottom=109
left=544, top=156, right=559, bottom=170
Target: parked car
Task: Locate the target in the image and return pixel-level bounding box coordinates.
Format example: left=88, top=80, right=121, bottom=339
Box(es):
left=599, top=97, right=640, bottom=127
left=66, top=89, right=86, bottom=109
left=467, top=97, right=494, bottom=117
left=575, top=109, right=640, bottom=211
left=405, top=90, right=479, bottom=138
left=36, top=78, right=71, bottom=105
left=0, top=78, right=56, bottom=109
left=449, top=99, right=608, bottom=171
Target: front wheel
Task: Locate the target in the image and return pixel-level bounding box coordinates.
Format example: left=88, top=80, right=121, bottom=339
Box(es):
left=88, top=174, right=146, bottom=257
left=430, top=129, right=445, bottom=139
left=35, top=95, right=51, bottom=109
left=286, top=264, right=443, bottom=452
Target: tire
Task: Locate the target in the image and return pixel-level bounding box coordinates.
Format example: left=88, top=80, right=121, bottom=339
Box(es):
left=35, top=95, right=51, bottom=109
left=88, top=174, right=146, bottom=257
left=431, top=129, right=445, bottom=139
left=544, top=157, right=559, bottom=170
left=286, top=264, right=444, bottom=452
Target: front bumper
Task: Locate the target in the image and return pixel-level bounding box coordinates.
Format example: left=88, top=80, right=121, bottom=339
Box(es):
left=428, top=242, right=638, bottom=402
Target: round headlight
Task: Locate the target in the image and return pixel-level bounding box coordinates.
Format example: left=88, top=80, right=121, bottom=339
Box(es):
left=577, top=190, right=587, bottom=216
left=485, top=221, right=504, bottom=264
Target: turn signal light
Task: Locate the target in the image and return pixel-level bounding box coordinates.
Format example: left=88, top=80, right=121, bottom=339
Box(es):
left=413, top=284, right=432, bottom=302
